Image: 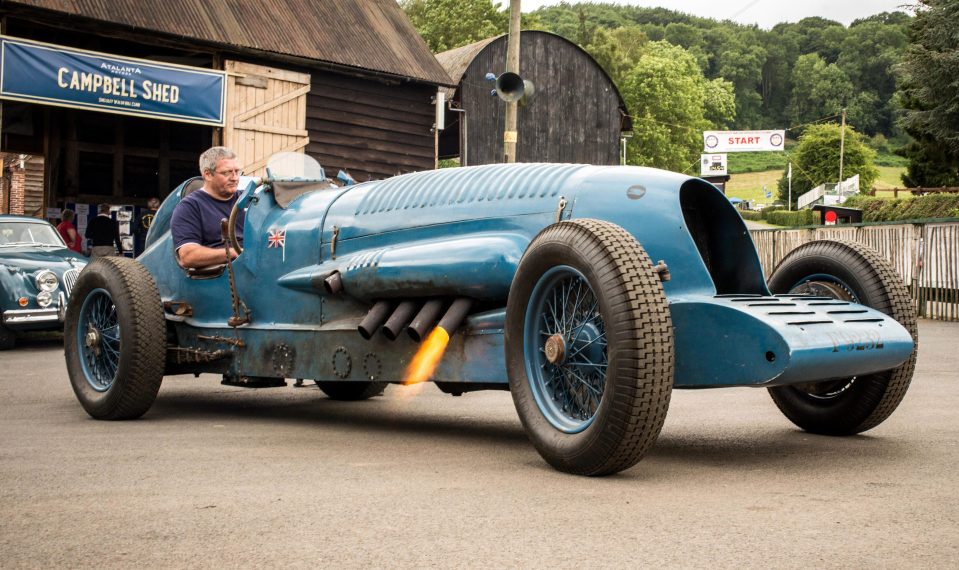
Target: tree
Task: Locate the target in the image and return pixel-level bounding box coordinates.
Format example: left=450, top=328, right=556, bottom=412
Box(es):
left=837, top=20, right=908, bottom=136
left=584, top=26, right=648, bottom=86
left=789, top=17, right=846, bottom=63
left=620, top=41, right=735, bottom=172
left=897, top=0, right=959, bottom=186
left=786, top=54, right=852, bottom=127
left=776, top=123, right=878, bottom=208
left=400, top=0, right=508, bottom=52
left=716, top=42, right=767, bottom=128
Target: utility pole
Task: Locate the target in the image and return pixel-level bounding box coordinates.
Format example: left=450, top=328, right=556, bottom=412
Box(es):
left=787, top=162, right=792, bottom=211
left=838, top=107, right=846, bottom=185
left=503, top=0, right=521, bottom=163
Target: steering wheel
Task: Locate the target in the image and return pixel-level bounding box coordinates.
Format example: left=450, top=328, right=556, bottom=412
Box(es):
left=227, top=200, right=243, bottom=255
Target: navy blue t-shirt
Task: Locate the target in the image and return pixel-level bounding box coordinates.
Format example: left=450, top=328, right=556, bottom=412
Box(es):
left=170, top=189, right=244, bottom=251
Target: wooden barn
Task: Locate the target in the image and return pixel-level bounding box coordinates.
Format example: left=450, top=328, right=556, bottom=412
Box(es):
left=436, top=31, right=631, bottom=166
left=0, top=0, right=451, bottom=221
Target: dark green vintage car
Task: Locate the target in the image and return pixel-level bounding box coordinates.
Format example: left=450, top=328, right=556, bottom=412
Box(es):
left=0, top=215, right=87, bottom=349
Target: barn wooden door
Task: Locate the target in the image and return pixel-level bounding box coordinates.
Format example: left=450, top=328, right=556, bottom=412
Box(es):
left=223, top=61, right=310, bottom=178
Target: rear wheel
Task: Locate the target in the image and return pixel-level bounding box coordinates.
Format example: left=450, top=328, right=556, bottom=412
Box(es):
left=316, top=381, right=387, bottom=401
left=766, top=240, right=917, bottom=435
left=64, top=257, right=166, bottom=420
left=506, top=219, right=673, bottom=476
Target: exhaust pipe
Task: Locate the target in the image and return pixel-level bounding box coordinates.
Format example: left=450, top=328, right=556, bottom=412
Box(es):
left=382, top=300, right=418, bottom=341
left=407, top=299, right=445, bottom=342
left=358, top=300, right=393, bottom=340
left=323, top=271, right=343, bottom=295
left=436, top=298, right=473, bottom=337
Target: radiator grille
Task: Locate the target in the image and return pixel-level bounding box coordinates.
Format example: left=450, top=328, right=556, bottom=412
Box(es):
left=62, top=268, right=80, bottom=297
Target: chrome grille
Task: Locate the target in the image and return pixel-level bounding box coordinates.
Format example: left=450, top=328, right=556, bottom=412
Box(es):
left=62, top=268, right=81, bottom=297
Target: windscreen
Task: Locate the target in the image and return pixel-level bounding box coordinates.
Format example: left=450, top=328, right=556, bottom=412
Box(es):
left=0, top=222, right=65, bottom=247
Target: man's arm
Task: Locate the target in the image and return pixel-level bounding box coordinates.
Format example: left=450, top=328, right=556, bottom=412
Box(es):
left=177, top=242, right=238, bottom=268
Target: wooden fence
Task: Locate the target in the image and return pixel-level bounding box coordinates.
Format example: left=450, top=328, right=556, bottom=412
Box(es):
left=749, top=221, right=959, bottom=321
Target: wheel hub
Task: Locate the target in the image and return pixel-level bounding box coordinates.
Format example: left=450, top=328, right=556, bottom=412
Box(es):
left=544, top=334, right=566, bottom=364
left=85, top=324, right=101, bottom=355
left=793, top=280, right=855, bottom=301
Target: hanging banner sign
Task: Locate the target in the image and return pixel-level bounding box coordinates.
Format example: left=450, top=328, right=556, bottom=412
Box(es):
left=700, top=153, right=727, bottom=176
left=0, top=36, right=226, bottom=126
left=703, top=130, right=785, bottom=153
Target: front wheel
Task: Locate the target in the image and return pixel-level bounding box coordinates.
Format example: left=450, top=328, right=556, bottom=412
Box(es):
left=505, top=219, right=674, bottom=476
left=766, top=240, right=918, bottom=435
left=64, top=257, right=166, bottom=420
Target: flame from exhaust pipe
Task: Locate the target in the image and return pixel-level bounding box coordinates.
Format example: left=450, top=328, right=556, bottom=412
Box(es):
left=402, top=326, right=451, bottom=385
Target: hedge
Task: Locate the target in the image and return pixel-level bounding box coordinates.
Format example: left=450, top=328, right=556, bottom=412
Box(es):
left=739, top=210, right=762, bottom=221
left=843, top=193, right=959, bottom=222
left=766, top=209, right=817, bottom=227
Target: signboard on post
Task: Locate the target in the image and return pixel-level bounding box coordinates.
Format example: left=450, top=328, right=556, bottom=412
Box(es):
left=703, top=130, right=785, bottom=153
left=0, top=36, right=226, bottom=126
left=700, top=154, right=727, bottom=176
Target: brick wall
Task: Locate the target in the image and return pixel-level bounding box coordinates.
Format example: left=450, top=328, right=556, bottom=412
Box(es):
left=1, top=155, right=42, bottom=217
left=8, top=161, right=26, bottom=215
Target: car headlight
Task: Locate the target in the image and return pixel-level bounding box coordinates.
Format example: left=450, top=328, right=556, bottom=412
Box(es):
left=35, top=270, right=59, bottom=292
left=37, top=291, right=53, bottom=308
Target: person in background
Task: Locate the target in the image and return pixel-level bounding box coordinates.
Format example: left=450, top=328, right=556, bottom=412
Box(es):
left=134, top=197, right=161, bottom=255
left=170, top=146, right=245, bottom=268
left=56, top=209, right=83, bottom=253
left=85, top=203, right=122, bottom=258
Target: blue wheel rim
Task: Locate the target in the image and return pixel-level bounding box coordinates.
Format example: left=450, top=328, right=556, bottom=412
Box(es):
left=789, top=273, right=860, bottom=303
left=77, top=288, right=121, bottom=392
left=523, top=266, right=608, bottom=433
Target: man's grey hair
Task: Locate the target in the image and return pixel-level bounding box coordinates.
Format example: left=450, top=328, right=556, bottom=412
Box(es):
left=199, top=146, right=237, bottom=174
left=98, top=203, right=111, bottom=214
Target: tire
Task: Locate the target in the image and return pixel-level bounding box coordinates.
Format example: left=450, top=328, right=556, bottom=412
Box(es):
left=0, top=323, right=14, bottom=350
left=316, top=381, right=388, bottom=401
left=64, top=257, right=166, bottom=420
left=505, top=219, right=674, bottom=476
left=766, top=240, right=918, bottom=435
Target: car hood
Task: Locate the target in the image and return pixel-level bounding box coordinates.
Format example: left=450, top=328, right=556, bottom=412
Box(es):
left=0, top=246, right=87, bottom=272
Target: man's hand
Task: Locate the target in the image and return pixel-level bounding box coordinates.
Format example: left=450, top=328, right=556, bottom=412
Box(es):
left=177, top=243, right=238, bottom=268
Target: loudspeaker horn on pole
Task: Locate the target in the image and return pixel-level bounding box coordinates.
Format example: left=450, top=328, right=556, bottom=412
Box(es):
left=494, top=72, right=525, bottom=102
left=487, top=72, right=536, bottom=106
left=518, top=80, right=535, bottom=107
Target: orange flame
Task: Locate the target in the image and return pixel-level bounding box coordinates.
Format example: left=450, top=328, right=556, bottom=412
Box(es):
left=403, top=326, right=451, bottom=385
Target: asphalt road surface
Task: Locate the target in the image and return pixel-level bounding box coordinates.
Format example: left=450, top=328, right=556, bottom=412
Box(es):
left=1, top=320, right=956, bottom=568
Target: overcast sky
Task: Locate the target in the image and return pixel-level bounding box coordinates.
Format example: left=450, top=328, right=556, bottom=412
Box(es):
left=519, top=0, right=912, bottom=28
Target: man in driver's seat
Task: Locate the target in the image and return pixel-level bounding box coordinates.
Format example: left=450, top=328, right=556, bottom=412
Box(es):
left=171, top=146, right=245, bottom=268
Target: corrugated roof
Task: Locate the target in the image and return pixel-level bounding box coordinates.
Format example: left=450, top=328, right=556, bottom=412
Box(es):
left=5, top=0, right=452, bottom=85
left=434, top=36, right=499, bottom=98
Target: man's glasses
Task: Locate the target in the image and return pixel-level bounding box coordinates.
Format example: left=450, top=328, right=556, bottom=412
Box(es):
left=214, top=169, right=243, bottom=177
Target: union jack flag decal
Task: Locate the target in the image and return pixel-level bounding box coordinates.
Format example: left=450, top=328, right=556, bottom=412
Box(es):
left=267, top=228, right=286, bottom=261
left=267, top=228, right=285, bottom=248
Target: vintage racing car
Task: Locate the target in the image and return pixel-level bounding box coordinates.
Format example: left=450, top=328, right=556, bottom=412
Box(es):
left=1, top=214, right=87, bottom=349
left=63, top=154, right=917, bottom=476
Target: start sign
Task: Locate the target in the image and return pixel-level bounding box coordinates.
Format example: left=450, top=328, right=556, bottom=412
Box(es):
left=703, top=130, right=785, bottom=153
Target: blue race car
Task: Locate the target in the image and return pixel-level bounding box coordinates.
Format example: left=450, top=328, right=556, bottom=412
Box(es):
left=63, top=154, right=917, bottom=476
left=1, top=215, right=87, bottom=349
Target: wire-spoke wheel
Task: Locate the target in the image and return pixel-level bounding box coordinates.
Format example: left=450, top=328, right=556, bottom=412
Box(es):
left=77, top=288, right=122, bottom=391
left=506, top=219, right=673, bottom=476
left=766, top=240, right=918, bottom=435
left=525, top=265, right=608, bottom=433
left=65, top=257, right=165, bottom=420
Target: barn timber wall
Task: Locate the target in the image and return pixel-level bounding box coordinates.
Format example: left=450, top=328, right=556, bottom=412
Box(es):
left=306, top=74, right=437, bottom=182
